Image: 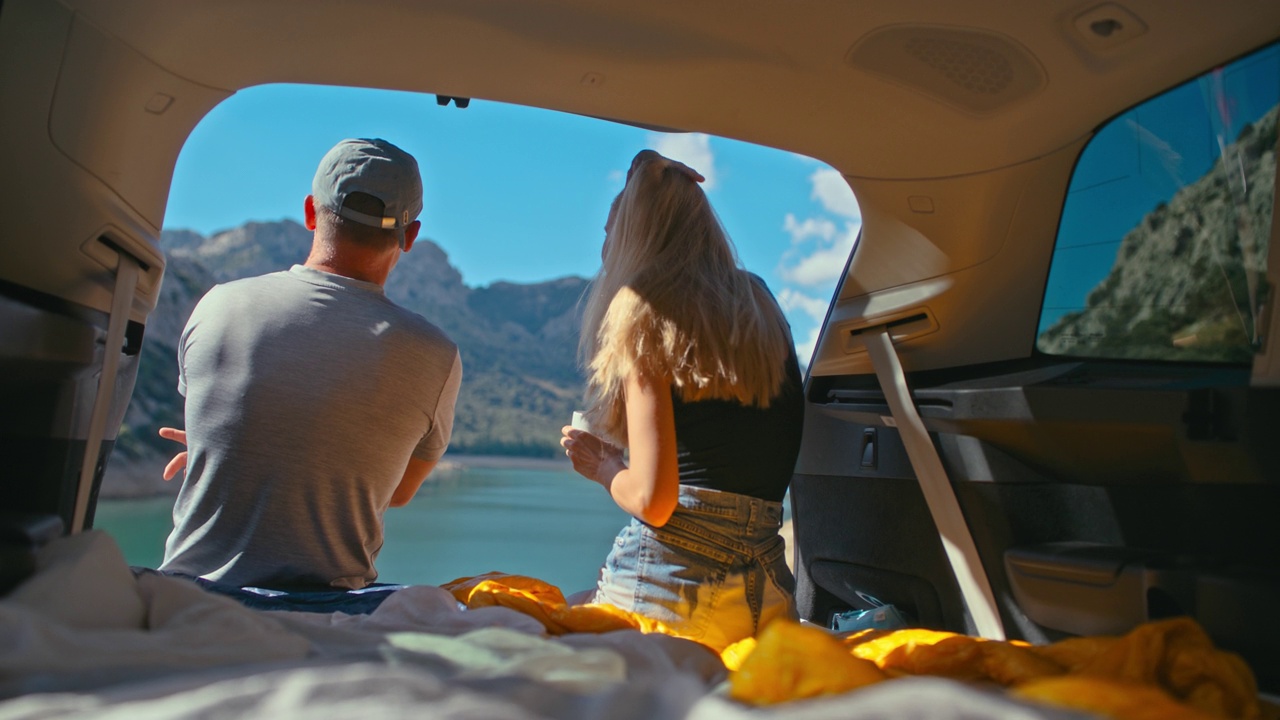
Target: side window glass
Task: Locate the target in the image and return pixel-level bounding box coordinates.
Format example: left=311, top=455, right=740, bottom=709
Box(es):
left=1037, top=43, right=1278, bottom=362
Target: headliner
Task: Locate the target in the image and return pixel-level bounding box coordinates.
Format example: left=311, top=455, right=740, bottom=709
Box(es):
left=60, top=0, right=1280, bottom=179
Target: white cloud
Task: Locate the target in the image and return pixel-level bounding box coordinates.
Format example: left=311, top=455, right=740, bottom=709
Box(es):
left=769, top=163, right=860, bottom=366
left=778, top=220, right=860, bottom=287
left=810, top=168, right=859, bottom=220
left=793, top=325, right=822, bottom=370
left=648, top=132, right=717, bottom=189
left=774, top=295, right=825, bottom=371
left=777, top=287, right=829, bottom=322
left=780, top=245, right=852, bottom=286
left=783, top=214, right=837, bottom=246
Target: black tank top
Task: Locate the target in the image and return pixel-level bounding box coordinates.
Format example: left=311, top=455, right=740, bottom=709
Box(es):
left=671, top=344, right=805, bottom=502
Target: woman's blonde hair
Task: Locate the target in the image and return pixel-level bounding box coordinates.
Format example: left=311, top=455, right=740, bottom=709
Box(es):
left=580, top=150, right=794, bottom=443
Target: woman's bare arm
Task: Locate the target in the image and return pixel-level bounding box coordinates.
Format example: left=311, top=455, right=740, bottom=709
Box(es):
left=561, top=370, right=680, bottom=526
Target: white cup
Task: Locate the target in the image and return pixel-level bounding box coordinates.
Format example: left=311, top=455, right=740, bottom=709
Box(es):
left=571, top=410, right=591, bottom=433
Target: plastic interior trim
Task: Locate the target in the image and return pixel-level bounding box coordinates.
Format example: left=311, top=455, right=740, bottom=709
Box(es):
left=861, top=325, right=1006, bottom=640
left=71, top=251, right=139, bottom=532
left=1252, top=119, right=1280, bottom=387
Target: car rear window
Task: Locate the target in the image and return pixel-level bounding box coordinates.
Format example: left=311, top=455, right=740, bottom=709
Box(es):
left=1037, top=42, right=1278, bottom=363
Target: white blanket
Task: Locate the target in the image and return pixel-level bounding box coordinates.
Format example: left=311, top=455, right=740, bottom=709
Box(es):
left=0, top=532, right=1088, bottom=720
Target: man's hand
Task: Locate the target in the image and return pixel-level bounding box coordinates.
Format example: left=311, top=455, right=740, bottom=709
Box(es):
left=390, top=456, right=437, bottom=507
left=159, top=427, right=188, bottom=481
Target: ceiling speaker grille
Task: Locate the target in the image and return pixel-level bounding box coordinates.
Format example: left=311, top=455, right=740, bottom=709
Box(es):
left=847, top=25, right=1045, bottom=113
left=904, top=36, right=1015, bottom=95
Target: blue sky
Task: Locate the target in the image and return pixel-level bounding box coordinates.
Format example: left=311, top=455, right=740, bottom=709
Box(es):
left=163, top=84, right=861, bottom=365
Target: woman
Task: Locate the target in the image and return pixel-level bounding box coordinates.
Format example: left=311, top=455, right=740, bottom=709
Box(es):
left=561, top=149, right=805, bottom=652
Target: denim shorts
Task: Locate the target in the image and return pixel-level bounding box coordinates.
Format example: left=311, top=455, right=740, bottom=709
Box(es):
left=590, top=485, right=797, bottom=652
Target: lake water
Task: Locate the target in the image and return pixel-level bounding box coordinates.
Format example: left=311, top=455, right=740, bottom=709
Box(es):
left=93, top=464, right=632, bottom=594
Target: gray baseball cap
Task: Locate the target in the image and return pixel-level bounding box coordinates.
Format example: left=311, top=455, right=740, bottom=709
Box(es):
left=312, top=138, right=423, bottom=244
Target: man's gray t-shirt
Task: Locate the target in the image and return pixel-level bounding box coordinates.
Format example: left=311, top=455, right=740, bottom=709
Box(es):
left=160, top=265, right=462, bottom=589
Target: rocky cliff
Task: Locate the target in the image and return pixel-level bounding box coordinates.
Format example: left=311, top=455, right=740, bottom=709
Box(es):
left=1038, top=105, right=1276, bottom=362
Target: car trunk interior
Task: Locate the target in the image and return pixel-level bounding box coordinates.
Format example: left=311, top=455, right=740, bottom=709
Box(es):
left=2, top=0, right=1278, bottom=702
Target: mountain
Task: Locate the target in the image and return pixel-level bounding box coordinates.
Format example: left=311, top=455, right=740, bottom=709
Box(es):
left=1037, top=105, right=1276, bottom=362
left=105, top=220, right=588, bottom=497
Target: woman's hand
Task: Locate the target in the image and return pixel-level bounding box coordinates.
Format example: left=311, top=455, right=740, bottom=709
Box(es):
left=562, top=371, right=680, bottom=526
left=158, top=427, right=188, bottom=481
left=560, top=427, right=626, bottom=486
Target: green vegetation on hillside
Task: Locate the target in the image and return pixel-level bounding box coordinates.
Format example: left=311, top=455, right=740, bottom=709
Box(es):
left=1037, top=104, right=1275, bottom=363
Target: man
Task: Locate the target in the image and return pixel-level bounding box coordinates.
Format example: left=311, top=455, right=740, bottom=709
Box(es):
left=158, top=138, right=462, bottom=590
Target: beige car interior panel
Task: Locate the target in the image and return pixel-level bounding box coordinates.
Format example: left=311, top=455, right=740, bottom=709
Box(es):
left=0, top=0, right=228, bottom=321
left=846, top=158, right=1048, bottom=289
left=841, top=309, right=941, bottom=356
left=810, top=140, right=1084, bottom=377
left=46, top=9, right=227, bottom=315
left=53, top=0, right=1280, bottom=178
left=50, top=13, right=228, bottom=232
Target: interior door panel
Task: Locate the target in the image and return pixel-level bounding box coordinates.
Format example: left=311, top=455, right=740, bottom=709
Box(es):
left=791, top=358, right=1280, bottom=691
left=0, top=279, right=141, bottom=535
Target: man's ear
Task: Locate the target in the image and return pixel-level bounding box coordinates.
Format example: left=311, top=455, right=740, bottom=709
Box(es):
left=304, top=195, right=318, bottom=231
left=401, top=220, right=421, bottom=252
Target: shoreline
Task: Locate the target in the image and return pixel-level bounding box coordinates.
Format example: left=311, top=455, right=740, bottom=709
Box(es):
left=100, top=452, right=576, bottom=500
left=436, top=453, right=575, bottom=472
